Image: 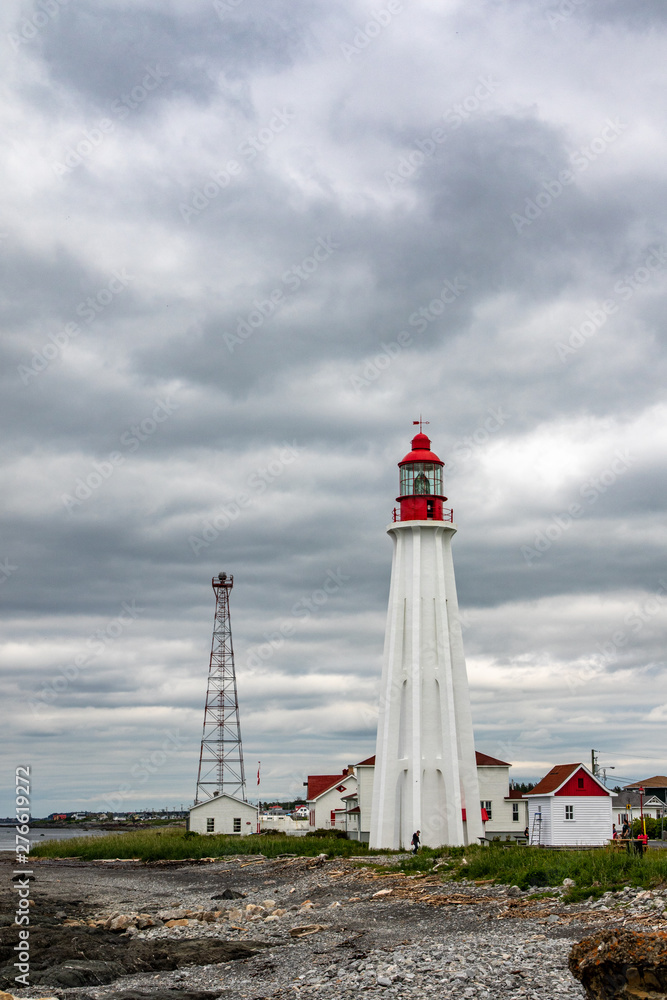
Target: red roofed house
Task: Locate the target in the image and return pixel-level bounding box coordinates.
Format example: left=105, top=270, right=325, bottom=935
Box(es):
left=524, top=763, right=612, bottom=846
left=476, top=751, right=528, bottom=839
left=623, top=776, right=667, bottom=807
left=308, top=752, right=526, bottom=843
left=306, top=767, right=356, bottom=831
left=338, top=756, right=376, bottom=840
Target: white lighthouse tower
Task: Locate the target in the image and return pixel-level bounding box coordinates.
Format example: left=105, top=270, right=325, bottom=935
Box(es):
left=369, top=424, right=482, bottom=849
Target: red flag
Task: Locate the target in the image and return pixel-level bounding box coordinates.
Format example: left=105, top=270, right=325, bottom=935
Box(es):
left=256, top=761, right=260, bottom=786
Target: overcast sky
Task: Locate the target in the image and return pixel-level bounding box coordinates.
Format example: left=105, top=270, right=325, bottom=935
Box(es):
left=2, top=0, right=667, bottom=816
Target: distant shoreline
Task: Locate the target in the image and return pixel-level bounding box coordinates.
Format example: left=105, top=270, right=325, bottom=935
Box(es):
left=0, top=823, right=184, bottom=830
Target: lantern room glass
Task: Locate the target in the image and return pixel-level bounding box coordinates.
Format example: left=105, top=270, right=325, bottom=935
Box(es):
left=400, top=462, right=442, bottom=496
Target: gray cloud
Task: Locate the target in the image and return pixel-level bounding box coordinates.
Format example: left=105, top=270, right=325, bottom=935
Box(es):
left=2, top=0, right=667, bottom=814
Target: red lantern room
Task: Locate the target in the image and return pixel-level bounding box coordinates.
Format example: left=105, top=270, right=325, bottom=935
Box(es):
left=394, top=428, right=452, bottom=522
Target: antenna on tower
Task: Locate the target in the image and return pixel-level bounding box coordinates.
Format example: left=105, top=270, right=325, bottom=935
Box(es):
left=195, top=573, right=246, bottom=803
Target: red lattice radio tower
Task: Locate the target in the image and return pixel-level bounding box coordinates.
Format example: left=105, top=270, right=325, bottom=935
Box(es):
left=195, top=573, right=246, bottom=803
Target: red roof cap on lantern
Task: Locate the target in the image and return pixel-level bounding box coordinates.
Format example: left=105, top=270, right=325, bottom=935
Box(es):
left=398, top=432, right=444, bottom=467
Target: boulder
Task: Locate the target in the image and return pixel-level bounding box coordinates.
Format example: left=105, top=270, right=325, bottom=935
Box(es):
left=107, top=915, right=137, bottom=932
left=1, top=994, right=58, bottom=1000
left=569, top=928, right=667, bottom=999
left=36, top=959, right=126, bottom=988
left=216, top=888, right=245, bottom=900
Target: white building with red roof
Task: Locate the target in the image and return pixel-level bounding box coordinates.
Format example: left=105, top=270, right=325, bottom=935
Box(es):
left=524, top=763, right=612, bottom=846
left=475, top=751, right=528, bottom=839
left=306, top=766, right=357, bottom=832
left=307, top=751, right=526, bottom=843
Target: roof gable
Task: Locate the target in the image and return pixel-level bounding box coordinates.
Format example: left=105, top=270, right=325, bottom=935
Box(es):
left=356, top=755, right=376, bottom=766
left=307, top=773, right=345, bottom=800
left=556, top=768, right=611, bottom=797
left=476, top=750, right=510, bottom=767
left=190, top=793, right=257, bottom=812
left=525, top=763, right=611, bottom=797
left=624, top=776, right=667, bottom=790
left=307, top=771, right=356, bottom=801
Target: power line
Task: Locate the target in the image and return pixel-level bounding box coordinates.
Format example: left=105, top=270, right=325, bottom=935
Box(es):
left=597, top=750, right=667, bottom=763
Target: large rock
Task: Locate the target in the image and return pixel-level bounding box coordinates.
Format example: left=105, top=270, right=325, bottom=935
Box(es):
left=107, top=914, right=137, bottom=931
left=569, top=928, right=667, bottom=998
left=214, top=888, right=245, bottom=900
left=37, top=959, right=126, bottom=988
left=0, top=920, right=267, bottom=991
left=60, top=992, right=221, bottom=1000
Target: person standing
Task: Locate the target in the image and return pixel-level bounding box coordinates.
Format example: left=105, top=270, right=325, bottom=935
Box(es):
left=411, top=830, right=420, bottom=854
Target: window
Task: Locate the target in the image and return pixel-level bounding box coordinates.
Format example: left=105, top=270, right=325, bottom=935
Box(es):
left=233, top=817, right=241, bottom=833
left=577, top=777, right=584, bottom=789
left=565, top=805, right=574, bottom=821
left=481, top=800, right=492, bottom=820
left=206, top=818, right=214, bottom=832
left=400, top=462, right=442, bottom=497
left=512, top=803, right=519, bottom=822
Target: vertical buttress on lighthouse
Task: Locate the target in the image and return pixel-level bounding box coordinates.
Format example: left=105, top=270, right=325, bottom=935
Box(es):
left=369, top=427, right=482, bottom=849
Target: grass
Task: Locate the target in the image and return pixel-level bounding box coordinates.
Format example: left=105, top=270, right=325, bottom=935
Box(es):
left=29, top=828, right=373, bottom=863
left=30, top=831, right=667, bottom=902
left=389, top=844, right=667, bottom=901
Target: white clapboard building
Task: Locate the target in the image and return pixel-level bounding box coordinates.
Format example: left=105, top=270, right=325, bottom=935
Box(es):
left=524, top=763, right=612, bottom=846
left=188, top=792, right=257, bottom=836
left=308, top=751, right=528, bottom=843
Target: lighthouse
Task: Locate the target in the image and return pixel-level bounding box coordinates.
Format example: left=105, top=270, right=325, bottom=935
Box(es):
left=369, top=425, right=482, bottom=849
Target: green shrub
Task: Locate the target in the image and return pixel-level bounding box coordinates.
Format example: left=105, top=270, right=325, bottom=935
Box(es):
left=30, top=829, right=366, bottom=861
left=305, top=828, right=348, bottom=839
left=387, top=843, right=667, bottom=900
left=632, top=817, right=665, bottom=839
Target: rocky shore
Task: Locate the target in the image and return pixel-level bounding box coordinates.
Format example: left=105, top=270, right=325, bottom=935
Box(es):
left=1, top=853, right=666, bottom=999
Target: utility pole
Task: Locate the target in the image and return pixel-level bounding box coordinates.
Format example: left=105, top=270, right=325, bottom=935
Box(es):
left=195, top=573, right=246, bottom=804
left=591, top=749, right=599, bottom=776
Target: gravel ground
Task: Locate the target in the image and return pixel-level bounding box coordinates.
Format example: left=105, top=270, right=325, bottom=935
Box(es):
left=2, top=852, right=666, bottom=999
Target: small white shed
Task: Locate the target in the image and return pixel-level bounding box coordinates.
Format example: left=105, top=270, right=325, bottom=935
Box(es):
left=524, top=763, right=612, bottom=846
left=188, top=792, right=257, bottom=836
